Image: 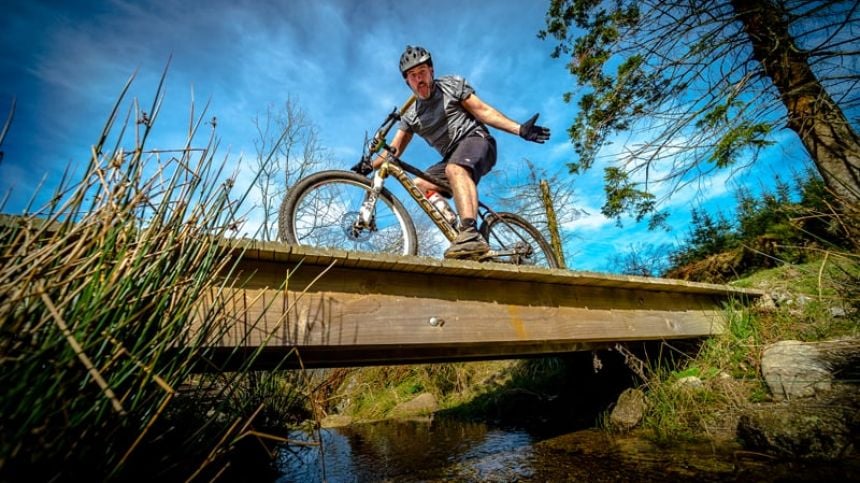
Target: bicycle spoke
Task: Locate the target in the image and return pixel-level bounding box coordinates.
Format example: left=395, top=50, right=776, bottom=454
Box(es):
left=281, top=171, right=417, bottom=256
left=482, top=212, right=558, bottom=268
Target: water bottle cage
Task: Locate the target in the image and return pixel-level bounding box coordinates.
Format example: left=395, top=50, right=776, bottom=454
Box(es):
left=428, top=192, right=457, bottom=226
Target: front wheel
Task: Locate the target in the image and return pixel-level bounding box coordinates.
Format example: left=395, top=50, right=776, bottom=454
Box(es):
left=278, top=170, right=418, bottom=256
left=480, top=212, right=561, bottom=269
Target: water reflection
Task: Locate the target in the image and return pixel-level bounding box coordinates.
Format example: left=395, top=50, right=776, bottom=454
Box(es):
left=277, top=417, right=534, bottom=482
left=276, top=418, right=860, bottom=482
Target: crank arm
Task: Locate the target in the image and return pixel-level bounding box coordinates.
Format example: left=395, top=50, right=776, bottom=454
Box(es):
left=477, top=249, right=525, bottom=262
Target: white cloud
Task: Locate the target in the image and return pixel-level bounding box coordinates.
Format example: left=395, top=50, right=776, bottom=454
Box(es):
left=562, top=207, right=611, bottom=232
left=0, top=0, right=818, bottom=274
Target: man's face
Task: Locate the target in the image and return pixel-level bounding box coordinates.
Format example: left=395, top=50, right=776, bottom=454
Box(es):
left=405, top=64, right=434, bottom=100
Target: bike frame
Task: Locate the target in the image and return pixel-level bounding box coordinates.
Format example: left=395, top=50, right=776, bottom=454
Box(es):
left=359, top=96, right=511, bottom=247
left=372, top=153, right=460, bottom=242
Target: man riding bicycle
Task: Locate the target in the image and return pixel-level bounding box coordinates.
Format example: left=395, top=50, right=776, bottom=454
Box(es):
left=372, top=45, right=551, bottom=260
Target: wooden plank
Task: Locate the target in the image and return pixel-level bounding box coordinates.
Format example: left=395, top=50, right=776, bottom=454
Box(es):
left=186, top=250, right=753, bottom=369
left=210, top=289, right=722, bottom=348
left=228, top=241, right=761, bottom=297
left=184, top=241, right=764, bottom=369
left=0, top=215, right=760, bottom=369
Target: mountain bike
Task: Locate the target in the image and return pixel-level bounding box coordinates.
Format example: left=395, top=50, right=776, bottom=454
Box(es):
left=277, top=96, right=561, bottom=269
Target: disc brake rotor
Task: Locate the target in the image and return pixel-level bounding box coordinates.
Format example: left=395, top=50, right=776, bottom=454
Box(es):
left=342, top=211, right=372, bottom=242
left=514, top=241, right=534, bottom=264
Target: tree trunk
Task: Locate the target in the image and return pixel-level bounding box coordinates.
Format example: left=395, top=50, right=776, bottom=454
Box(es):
left=732, top=0, right=860, bottom=222
left=540, top=179, right=567, bottom=268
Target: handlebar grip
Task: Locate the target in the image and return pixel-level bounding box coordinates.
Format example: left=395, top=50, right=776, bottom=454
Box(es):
left=370, top=135, right=386, bottom=153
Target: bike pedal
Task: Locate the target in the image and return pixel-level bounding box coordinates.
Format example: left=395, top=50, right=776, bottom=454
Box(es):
left=479, top=251, right=525, bottom=265
left=477, top=251, right=501, bottom=262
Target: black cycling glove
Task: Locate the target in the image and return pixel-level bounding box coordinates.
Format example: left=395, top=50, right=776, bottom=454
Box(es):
left=350, top=155, right=373, bottom=176
left=518, top=113, right=550, bottom=144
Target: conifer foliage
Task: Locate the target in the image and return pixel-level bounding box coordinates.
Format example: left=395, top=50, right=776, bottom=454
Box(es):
left=664, top=171, right=853, bottom=281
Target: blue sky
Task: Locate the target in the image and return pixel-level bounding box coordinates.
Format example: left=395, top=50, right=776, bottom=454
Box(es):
left=0, top=0, right=813, bottom=272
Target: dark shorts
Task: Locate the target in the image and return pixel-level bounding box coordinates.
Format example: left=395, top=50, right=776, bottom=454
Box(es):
left=426, top=130, right=497, bottom=185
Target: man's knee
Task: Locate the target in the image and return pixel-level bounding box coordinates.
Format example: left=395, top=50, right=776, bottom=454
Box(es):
left=415, top=177, right=435, bottom=193
left=445, top=162, right=470, bottom=179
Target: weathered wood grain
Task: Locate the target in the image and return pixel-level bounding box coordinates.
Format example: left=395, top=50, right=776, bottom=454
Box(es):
left=188, top=242, right=762, bottom=370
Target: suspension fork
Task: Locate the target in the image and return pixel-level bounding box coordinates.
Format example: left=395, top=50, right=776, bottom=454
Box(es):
left=355, top=165, right=389, bottom=231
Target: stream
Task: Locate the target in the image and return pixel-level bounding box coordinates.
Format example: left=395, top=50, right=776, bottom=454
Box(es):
left=272, top=417, right=858, bottom=482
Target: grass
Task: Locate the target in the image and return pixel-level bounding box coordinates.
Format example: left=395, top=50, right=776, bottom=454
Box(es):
left=636, top=252, right=858, bottom=445
left=0, top=71, right=324, bottom=481
left=306, top=248, right=857, bottom=450
left=331, top=354, right=632, bottom=431
left=636, top=324, right=756, bottom=444
left=332, top=361, right=522, bottom=421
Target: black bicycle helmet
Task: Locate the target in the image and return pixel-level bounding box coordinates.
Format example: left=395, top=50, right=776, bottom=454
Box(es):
left=399, top=45, right=432, bottom=77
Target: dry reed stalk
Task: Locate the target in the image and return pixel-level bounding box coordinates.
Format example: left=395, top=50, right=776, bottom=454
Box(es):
left=39, top=289, right=126, bottom=416
left=240, top=431, right=319, bottom=447
left=114, top=392, right=174, bottom=475
left=818, top=251, right=830, bottom=300
left=0, top=64, right=330, bottom=481
left=185, top=416, right=243, bottom=483
left=102, top=332, right=175, bottom=394
left=245, top=259, right=338, bottom=361
left=0, top=97, right=14, bottom=147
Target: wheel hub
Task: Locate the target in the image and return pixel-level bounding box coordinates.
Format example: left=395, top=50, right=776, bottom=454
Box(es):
left=342, top=211, right=372, bottom=242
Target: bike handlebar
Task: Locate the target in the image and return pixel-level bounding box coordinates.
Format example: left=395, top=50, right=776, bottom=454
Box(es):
left=369, top=95, right=416, bottom=154
left=351, top=95, right=417, bottom=176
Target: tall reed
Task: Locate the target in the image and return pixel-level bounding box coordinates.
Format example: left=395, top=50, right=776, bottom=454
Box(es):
left=0, top=71, right=263, bottom=480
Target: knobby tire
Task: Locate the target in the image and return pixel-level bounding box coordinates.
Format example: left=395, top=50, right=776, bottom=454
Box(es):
left=481, top=212, right=560, bottom=269
left=278, top=170, right=418, bottom=256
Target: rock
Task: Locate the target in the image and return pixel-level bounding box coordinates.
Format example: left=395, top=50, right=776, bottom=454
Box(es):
left=737, top=402, right=852, bottom=460
left=675, top=376, right=704, bottom=389
left=768, top=288, right=794, bottom=307
left=830, top=306, right=848, bottom=318
left=761, top=340, right=831, bottom=400
left=334, top=373, right=360, bottom=414
left=609, top=388, right=647, bottom=431
left=795, top=294, right=812, bottom=308
left=741, top=338, right=860, bottom=460
left=320, top=414, right=353, bottom=428
left=390, top=392, right=438, bottom=418
left=753, top=294, right=778, bottom=313
left=766, top=288, right=813, bottom=310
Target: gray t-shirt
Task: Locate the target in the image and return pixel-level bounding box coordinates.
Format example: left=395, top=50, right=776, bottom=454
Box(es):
left=399, top=75, right=485, bottom=157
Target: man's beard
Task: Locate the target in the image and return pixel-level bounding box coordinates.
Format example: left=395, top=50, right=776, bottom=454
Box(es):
left=416, top=81, right=432, bottom=99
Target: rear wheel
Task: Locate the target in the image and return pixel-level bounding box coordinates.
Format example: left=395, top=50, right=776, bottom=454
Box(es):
left=480, top=212, right=560, bottom=268
left=278, top=170, right=418, bottom=256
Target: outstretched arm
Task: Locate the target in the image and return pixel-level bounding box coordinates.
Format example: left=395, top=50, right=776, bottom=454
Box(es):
left=461, top=94, right=520, bottom=135
left=462, top=94, right=550, bottom=143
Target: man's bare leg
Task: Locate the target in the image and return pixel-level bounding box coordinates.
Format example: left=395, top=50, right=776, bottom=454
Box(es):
left=414, top=177, right=440, bottom=197
left=445, top=163, right=478, bottom=221
left=442, top=162, right=489, bottom=259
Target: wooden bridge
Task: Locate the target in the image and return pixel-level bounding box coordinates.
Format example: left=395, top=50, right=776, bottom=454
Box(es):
left=194, top=241, right=763, bottom=371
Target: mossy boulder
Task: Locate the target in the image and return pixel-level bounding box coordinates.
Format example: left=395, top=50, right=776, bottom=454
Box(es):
left=737, top=401, right=854, bottom=460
